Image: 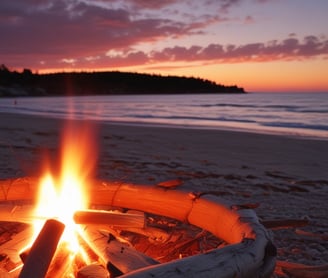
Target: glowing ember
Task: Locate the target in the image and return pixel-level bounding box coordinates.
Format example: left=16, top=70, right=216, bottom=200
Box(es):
left=32, top=120, right=98, bottom=253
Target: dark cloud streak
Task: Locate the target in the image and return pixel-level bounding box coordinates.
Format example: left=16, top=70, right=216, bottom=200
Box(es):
left=0, top=0, right=211, bottom=56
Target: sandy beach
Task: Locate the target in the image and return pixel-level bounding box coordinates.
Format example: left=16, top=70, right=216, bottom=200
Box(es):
left=1, top=112, right=328, bottom=274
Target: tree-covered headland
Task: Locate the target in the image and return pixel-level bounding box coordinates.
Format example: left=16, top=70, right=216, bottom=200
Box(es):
left=0, top=64, right=246, bottom=97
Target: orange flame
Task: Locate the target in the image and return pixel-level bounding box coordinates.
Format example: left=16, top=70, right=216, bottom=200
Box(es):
left=32, top=120, right=98, bottom=252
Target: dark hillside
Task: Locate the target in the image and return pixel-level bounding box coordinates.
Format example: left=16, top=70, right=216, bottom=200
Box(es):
left=0, top=65, right=246, bottom=96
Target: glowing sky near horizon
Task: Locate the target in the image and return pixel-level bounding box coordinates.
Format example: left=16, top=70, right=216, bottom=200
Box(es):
left=1, top=0, right=327, bottom=92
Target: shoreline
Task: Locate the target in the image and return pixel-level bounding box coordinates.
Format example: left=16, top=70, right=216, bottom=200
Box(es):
left=1, top=112, right=328, bottom=267
left=2, top=110, right=328, bottom=142
left=1, top=92, right=328, bottom=141
left=102, top=120, right=328, bottom=142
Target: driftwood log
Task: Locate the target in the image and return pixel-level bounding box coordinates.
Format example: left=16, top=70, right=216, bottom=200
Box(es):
left=73, top=209, right=145, bottom=228
left=18, top=219, right=65, bottom=278
left=0, top=177, right=276, bottom=277
left=82, top=226, right=159, bottom=276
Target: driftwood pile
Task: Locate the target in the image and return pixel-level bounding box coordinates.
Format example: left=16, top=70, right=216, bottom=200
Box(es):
left=1, top=177, right=278, bottom=277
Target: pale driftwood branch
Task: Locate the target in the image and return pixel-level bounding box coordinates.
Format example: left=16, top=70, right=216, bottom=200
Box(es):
left=73, top=209, right=145, bottom=228
left=105, top=235, right=160, bottom=275
left=18, top=219, right=65, bottom=278
left=81, top=226, right=159, bottom=275
left=109, top=226, right=170, bottom=243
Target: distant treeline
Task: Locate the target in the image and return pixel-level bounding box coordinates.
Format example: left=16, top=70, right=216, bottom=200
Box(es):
left=0, top=64, right=245, bottom=97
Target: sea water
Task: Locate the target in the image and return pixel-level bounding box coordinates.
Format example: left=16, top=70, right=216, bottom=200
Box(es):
left=0, top=93, right=327, bottom=140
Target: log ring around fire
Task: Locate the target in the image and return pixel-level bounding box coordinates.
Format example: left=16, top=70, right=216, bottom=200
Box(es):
left=0, top=178, right=276, bottom=277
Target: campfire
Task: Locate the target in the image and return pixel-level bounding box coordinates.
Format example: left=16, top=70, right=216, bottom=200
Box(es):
left=18, top=120, right=102, bottom=277
left=0, top=120, right=276, bottom=277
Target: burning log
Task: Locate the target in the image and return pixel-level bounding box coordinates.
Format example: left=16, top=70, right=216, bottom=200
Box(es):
left=44, top=241, right=74, bottom=278
left=73, top=209, right=145, bottom=228
left=46, top=230, right=104, bottom=277
left=20, top=229, right=103, bottom=277
left=18, top=219, right=65, bottom=278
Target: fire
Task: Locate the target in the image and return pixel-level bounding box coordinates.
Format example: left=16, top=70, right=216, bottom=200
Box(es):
left=32, top=120, right=98, bottom=253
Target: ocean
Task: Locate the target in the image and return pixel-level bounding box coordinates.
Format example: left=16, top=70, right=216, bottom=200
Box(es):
left=1, top=93, right=328, bottom=140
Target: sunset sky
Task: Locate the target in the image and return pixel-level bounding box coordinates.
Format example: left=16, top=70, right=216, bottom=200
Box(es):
left=1, top=0, right=327, bottom=92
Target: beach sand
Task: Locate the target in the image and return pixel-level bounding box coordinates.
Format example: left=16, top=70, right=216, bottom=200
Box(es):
left=1, top=112, right=328, bottom=273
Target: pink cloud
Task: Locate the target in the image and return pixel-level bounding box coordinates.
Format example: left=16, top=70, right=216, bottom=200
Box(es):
left=100, top=35, right=328, bottom=67
left=5, top=35, right=328, bottom=71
